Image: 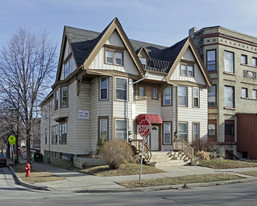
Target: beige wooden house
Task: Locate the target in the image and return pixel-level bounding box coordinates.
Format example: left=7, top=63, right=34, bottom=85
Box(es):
left=40, top=18, right=211, bottom=166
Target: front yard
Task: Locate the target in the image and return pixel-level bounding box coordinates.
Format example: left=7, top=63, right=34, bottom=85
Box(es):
left=12, top=164, right=65, bottom=184
left=78, top=163, right=164, bottom=176
left=117, top=173, right=244, bottom=188
left=198, top=159, right=257, bottom=169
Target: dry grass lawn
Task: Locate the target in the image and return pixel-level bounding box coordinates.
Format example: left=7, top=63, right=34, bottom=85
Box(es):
left=118, top=173, right=244, bottom=188
left=199, top=159, right=257, bottom=169
left=12, top=164, right=65, bottom=184
left=79, top=163, right=164, bottom=177
left=240, top=171, right=257, bottom=177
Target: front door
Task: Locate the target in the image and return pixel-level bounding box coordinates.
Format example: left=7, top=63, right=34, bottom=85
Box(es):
left=150, top=126, right=159, bottom=151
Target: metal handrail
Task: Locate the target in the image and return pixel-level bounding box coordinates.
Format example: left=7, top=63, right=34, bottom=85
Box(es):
left=173, top=140, right=194, bottom=160
left=130, top=139, right=152, bottom=163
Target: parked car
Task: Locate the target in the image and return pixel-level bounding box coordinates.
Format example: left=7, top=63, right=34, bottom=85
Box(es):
left=0, top=153, right=7, bottom=167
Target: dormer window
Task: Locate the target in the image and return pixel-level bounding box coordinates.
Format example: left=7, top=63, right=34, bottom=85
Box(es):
left=105, top=48, right=123, bottom=66
left=64, top=57, right=72, bottom=79
left=140, top=57, right=147, bottom=68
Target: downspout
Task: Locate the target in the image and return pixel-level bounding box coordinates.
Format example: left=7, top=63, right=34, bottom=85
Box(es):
left=126, top=73, right=149, bottom=141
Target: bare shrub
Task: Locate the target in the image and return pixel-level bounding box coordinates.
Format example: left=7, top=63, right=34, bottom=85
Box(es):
left=196, top=151, right=210, bottom=160
left=99, top=140, right=134, bottom=169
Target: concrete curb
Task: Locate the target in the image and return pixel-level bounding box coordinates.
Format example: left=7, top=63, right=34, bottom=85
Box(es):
left=75, top=177, right=257, bottom=193
left=9, top=166, right=52, bottom=191
left=8, top=164, right=257, bottom=193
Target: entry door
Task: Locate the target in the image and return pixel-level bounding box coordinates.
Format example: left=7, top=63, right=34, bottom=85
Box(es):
left=151, top=126, right=159, bottom=151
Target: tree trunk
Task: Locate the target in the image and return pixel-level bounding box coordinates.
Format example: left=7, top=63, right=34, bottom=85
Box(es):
left=15, top=136, right=19, bottom=164
left=26, top=136, right=31, bottom=164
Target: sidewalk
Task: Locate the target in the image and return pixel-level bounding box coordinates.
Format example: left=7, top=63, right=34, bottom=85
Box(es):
left=10, top=161, right=257, bottom=193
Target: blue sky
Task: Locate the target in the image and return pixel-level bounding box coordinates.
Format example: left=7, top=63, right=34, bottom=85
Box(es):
left=1, top=0, right=257, bottom=50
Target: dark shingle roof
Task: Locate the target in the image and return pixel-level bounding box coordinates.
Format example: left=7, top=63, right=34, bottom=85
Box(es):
left=64, top=26, right=188, bottom=73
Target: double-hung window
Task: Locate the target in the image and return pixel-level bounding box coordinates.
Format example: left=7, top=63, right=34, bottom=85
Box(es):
left=224, top=86, right=235, bottom=108
left=163, top=122, right=172, bottom=144
left=178, top=86, right=187, bottom=106
left=252, top=57, right=257, bottom=67
left=252, top=90, right=257, bottom=99
left=206, top=50, right=216, bottom=71
left=105, top=49, right=123, bottom=66
left=193, top=87, right=199, bottom=107
left=61, top=87, right=68, bottom=108
left=152, top=88, right=158, bottom=100
left=100, top=77, right=108, bottom=100
left=139, top=87, right=144, bottom=97
left=51, top=126, right=58, bottom=144
left=55, top=90, right=58, bottom=110
left=115, top=119, right=127, bottom=140
left=45, top=128, right=47, bottom=144
left=193, top=123, right=200, bottom=141
left=59, top=122, right=67, bottom=144
left=241, top=55, right=247, bottom=64
left=116, top=78, right=127, bottom=100
left=178, top=122, right=187, bottom=141
left=99, top=117, right=108, bottom=142
left=64, top=58, right=71, bottom=79
left=224, top=51, right=234, bottom=73
left=181, top=63, right=194, bottom=77
left=208, top=86, right=216, bottom=107
left=208, top=123, right=216, bottom=136
left=163, top=85, right=172, bottom=105
left=241, top=88, right=248, bottom=98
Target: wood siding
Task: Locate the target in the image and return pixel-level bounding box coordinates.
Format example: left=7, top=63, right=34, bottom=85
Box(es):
left=178, top=87, right=208, bottom=143
left=88, top=31, right=139, bottom=76
left=170, top=48, right=206, bottom=85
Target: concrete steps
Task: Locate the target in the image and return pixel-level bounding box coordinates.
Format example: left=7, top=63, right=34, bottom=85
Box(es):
left=150, top=151, right=191, bottom=167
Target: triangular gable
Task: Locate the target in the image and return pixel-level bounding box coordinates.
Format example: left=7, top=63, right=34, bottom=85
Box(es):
left=137, top=46, right=151, bottom=59
left=167, top=37, right=211, bottom=86
left=55, top=28, right=79, bottom=83
left=82, top=17, right=145, bottom=77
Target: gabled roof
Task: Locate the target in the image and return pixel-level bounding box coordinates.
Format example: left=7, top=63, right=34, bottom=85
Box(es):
left=55, top=17, right=210, bottom=86
left=166, top=37, right=211, bottom=86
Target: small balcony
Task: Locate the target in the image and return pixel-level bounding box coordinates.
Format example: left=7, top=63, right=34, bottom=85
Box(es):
left=144, top=58, right=172, bottom=73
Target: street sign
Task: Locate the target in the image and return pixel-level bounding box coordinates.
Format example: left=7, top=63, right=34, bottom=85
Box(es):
left=8, top=135, right=16, bottom=145
left=138, top=119, right=151, bottom=138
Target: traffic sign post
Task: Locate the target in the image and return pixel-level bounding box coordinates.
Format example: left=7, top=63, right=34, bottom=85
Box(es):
left=8, top=135, right=16, bottom=145
left=138, top=119, right=151, bottom=184
left=8, top=135, right=16, bottom=165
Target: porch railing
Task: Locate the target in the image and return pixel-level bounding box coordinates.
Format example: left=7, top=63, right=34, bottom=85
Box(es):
left=173, top=140, right=194, bottom=160
left=130, top=139, right=152, bottom=163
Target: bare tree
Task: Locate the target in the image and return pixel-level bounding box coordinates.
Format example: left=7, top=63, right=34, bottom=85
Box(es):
left=0, top=28, right=57, bottom=163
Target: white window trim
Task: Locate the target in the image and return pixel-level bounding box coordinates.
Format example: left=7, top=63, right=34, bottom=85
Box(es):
left=178, top=86, right=187, bottom=106
left=115, top=77, right=127, bottom=101
left=115, top=119, right=127, bottom=140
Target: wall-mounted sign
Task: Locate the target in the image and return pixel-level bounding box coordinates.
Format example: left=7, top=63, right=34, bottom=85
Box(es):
left=78, top=110, right=89, bottom=120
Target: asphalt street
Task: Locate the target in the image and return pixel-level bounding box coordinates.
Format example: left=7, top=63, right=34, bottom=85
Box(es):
left=1, top=167, right=257, bottom=206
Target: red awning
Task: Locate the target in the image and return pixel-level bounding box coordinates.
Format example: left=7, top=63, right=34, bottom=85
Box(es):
left=136, top=114, right=163, bottom=124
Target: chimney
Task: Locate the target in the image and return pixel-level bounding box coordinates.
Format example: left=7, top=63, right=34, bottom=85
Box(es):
left=189, top=27, right=197, bottom=37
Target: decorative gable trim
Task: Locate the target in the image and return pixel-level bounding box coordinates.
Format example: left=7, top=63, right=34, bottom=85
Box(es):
left=167, top=37, right=211, bottom=87
left=82, top=18, right=146, bottom=78
left=55, top=30, right=78, bottom=83
left=137, top=46, right=151, bottom=60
